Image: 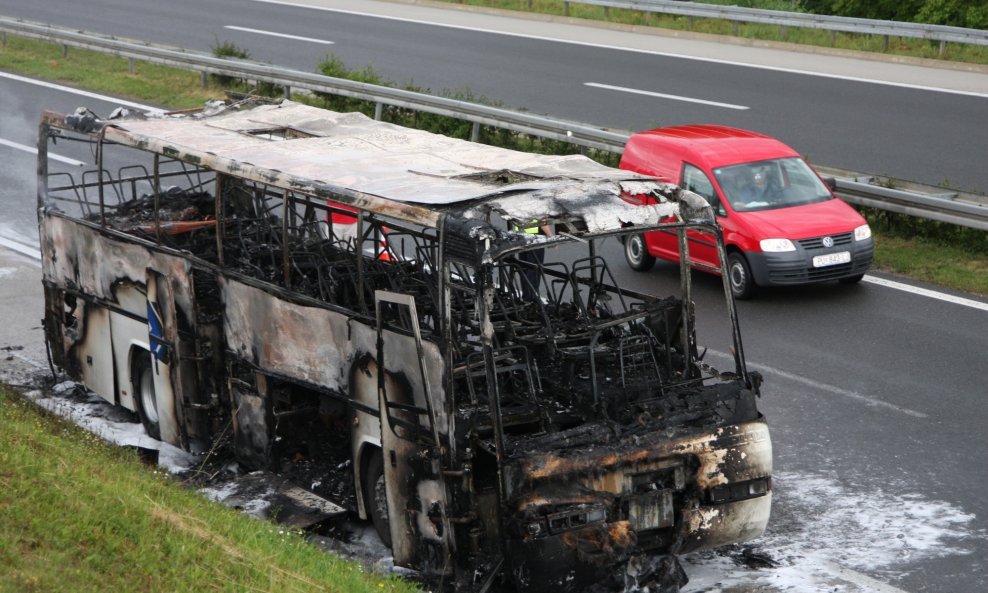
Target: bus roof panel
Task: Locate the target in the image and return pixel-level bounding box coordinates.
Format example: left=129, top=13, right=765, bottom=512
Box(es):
left=109, top=101, right=653, bottom=207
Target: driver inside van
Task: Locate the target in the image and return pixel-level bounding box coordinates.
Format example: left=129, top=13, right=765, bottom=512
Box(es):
left=738, top=166, right=780, bottom=205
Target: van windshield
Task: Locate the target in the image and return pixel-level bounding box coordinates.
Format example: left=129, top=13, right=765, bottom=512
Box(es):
left=713, top=157, right=832, bottom=212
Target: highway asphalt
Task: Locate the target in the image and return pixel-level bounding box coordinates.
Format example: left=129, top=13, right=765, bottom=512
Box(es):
left=1, top=2, right=987, bottom=591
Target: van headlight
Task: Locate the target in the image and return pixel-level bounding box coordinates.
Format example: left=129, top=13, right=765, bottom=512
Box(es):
left=759, top=238, right=796, bottom=252
left=854, top=224, right=872, bottom=241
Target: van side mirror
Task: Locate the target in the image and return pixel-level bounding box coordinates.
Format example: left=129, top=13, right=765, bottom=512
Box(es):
left=823, top=176, right=837, bottom=191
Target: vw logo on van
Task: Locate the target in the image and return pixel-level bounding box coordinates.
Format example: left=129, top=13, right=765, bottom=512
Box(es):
left=822, top=236, right=834, bottom=248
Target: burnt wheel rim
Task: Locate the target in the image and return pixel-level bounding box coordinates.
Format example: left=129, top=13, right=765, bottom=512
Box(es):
left=139, top=366, right=158, bottom=425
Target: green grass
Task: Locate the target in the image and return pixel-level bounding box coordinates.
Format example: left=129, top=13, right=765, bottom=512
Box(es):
left=438, top=0, right=988, bottom=64
left=869, top=231, right=988, bottom=294
left=0, top=35, right=219, bottom=109
left=0, top=388, right=418, bottom=593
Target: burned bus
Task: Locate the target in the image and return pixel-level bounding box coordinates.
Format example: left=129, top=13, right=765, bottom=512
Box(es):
left=38, top=100, right=771, bottom=592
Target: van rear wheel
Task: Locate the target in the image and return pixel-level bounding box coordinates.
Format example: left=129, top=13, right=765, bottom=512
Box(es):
left=624, top=233, right=655, bottom=272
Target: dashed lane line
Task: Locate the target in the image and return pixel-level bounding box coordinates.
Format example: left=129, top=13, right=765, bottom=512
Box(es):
left=223, top=25, right=334, bottom=44
left=585, top=82, right=749, bottom=110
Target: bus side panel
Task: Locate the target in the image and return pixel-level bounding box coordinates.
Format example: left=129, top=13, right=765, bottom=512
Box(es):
left=221, top=278, right=378, bottom=391
left=40, top=214, right=201, bottom=448
left=222, top=277, right=378, bottom=469
left=221, top=278, right=453, bottom=572
left=75, top=304, right=116, bottom=404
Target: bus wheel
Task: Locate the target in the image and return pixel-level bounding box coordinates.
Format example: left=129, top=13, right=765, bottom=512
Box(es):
left=728, top=252, right=757, bottom=300
left=134, top=354, right=161, bottom=440
left=624, top=233, right=655, bottom=272
left=364, top=449, right=392, bottom=548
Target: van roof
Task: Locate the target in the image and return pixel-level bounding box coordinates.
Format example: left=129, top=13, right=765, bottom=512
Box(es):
left=631, top=125, right=799, bottom=169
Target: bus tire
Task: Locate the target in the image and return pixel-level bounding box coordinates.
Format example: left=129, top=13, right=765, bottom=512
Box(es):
left=364, top=449, right=392, bottom=548
left=625, top=233, right=655, bottom=272
left=133, top=352, right=161, bottom=440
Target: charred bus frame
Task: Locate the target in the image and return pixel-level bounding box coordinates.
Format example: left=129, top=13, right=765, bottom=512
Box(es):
left=38, top=100, right=772, bottom=592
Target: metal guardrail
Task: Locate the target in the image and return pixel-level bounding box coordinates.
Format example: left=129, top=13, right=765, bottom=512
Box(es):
left=814, top=167, right=988, bottom=232
left=562, top=0, right=988, bottom=54
left=0, top=16, right=627, bottom=152
left=2, top=15, right=987, bottom=230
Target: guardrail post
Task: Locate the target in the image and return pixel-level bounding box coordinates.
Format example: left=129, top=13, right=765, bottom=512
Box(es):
left=1, top=32, right=6, bottom=46
left=470, top=122, right=480, bottom=143
left=374, top=102, right=383, bottom=121
left=939, top=39, right=947, bottom=57
left=284, top=85, right=291, bottom=99
left=830, top=30, right=836, bottom=46
left=200, top=71, right=208, bottom=89
left=732, top=20, right=739, bottom=36
left=128, top=58, right=135, bottom=74
left=687, top=15, right=693, bottom=30
left=779, top=25, right=787, bottom=40
left=62, top=44, right=68, bottom=58
left=882, top=35, right=889, bottom=51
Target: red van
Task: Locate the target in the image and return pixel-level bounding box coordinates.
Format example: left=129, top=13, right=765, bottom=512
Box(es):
left=620, top=125, right=873, bottom=298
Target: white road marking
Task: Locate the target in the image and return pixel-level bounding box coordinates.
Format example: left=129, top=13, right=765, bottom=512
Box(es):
left=248, top=0, right=988, bottom=99
left=585, top=82, right=749, bottom=110
left=0, top=71, right=162, bottom=113
left=708, top=349, right=928, bottom=419
left=223, top=25, right=334, bottom=45
left=864, top=274, right=988, bottom=312
left=0, top=138, right=86, bottom=167
left=0, top=236, right=42, bottom=265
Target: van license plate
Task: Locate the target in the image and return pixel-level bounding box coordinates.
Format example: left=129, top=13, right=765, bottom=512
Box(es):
left=813, top=251, right=851, bottom=268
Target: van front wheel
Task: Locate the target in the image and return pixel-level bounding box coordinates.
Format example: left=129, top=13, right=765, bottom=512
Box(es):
left=625, top=234, right=655, bottom=272
left=728, top=252, right=757, bottom=300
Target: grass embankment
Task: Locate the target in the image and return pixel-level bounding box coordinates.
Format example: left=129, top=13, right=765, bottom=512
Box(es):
left=0, top=36, right=215, bottom=110
left=0, top=387, right=418, bottom=593
left=868, top=229, right=988, bottom=294
left=2, top=34, right=986, bottom=295
left=434, top=0, right=988, bottom=65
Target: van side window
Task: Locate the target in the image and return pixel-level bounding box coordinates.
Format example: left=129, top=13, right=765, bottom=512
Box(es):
left=681, top=164, right=723, bottom=215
